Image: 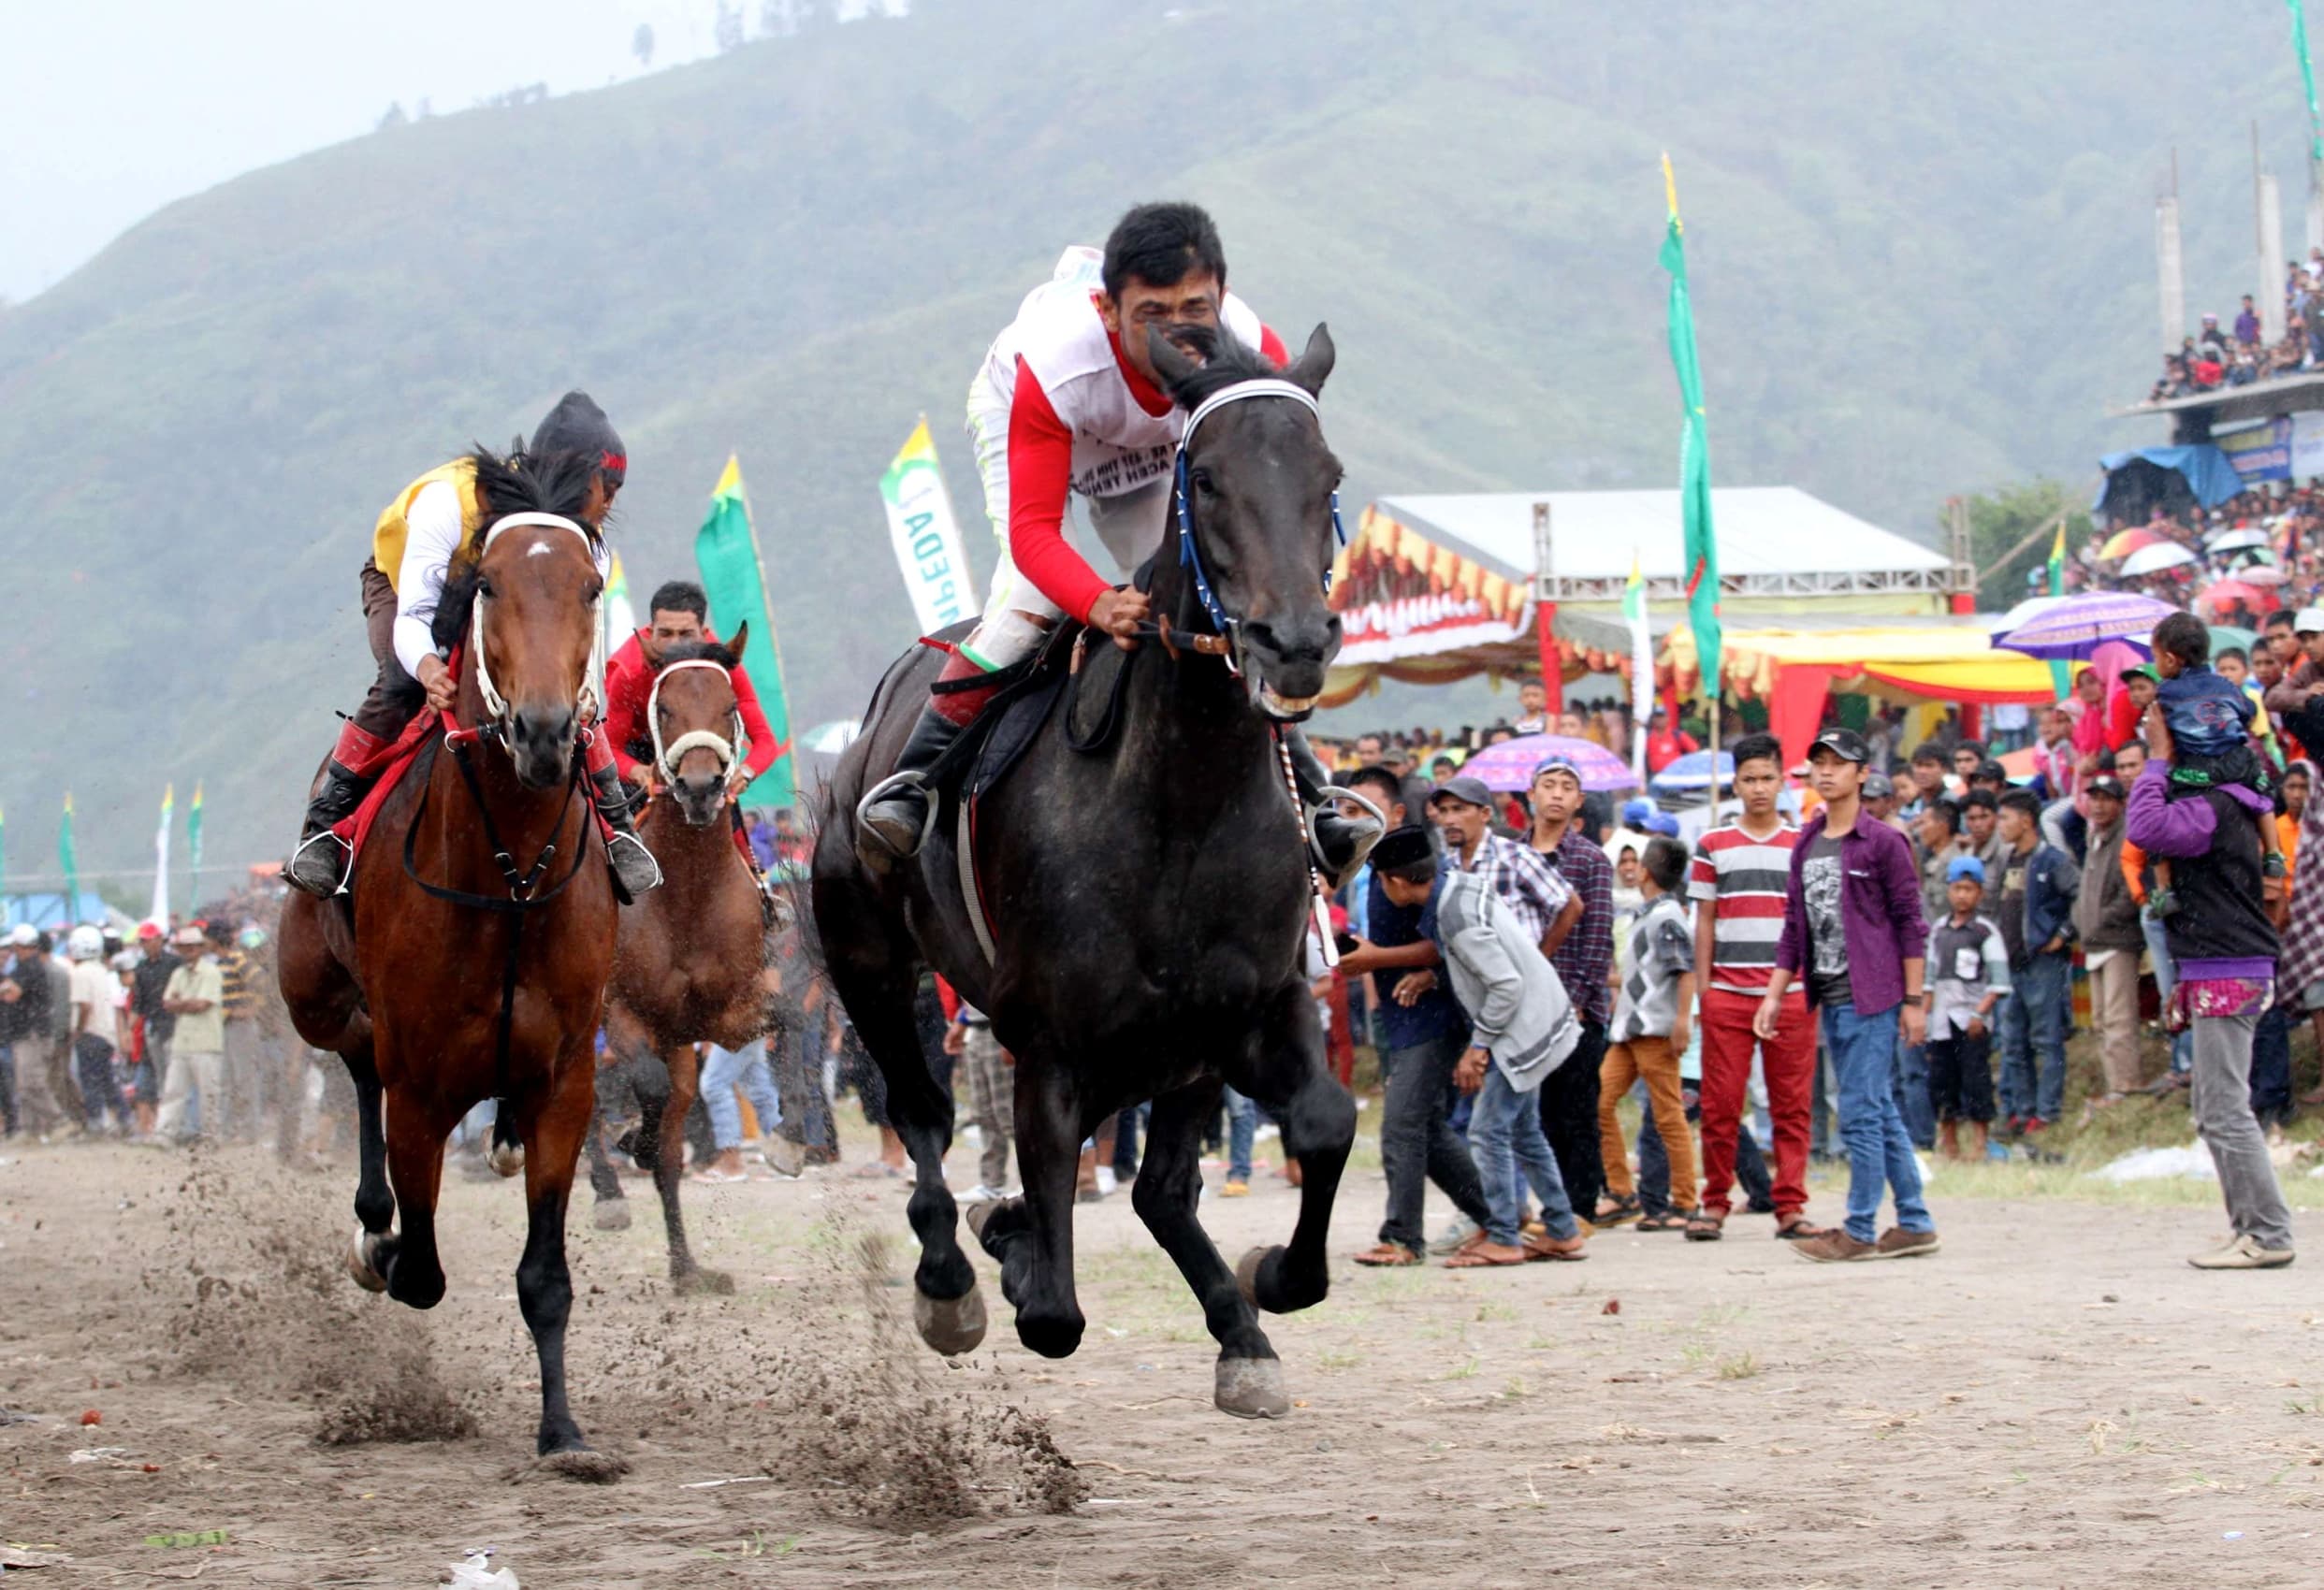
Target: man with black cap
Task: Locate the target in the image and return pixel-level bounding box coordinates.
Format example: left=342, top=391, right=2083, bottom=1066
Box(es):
left=1428, top=774, right=1579, bottom=957
left=284, top=392, right=661, bottom=899
left=1759, top=727, right=1939, bottom=1263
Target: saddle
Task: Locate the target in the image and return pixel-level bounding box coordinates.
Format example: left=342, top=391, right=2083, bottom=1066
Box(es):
left=331, top=708, right=446, bottom=878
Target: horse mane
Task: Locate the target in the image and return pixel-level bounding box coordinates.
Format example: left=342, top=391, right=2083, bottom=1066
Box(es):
left=431, top=441, right=607, bottom=654
left=657, top=638, right=740, bottom=672
left=1151, top=324, right=1288, bottom=410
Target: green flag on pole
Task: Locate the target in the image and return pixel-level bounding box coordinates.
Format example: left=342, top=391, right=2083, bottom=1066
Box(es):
left=694, top=455, right=795, bottom=810
left=58, top=792, right=80, bottom=924
left=2045, top=523, right=2070, bottom=698
left=2294, top=0, right=2324, bottom=163
left=1660, top=154, right=1721, bottom=702
left=187, top=782, right=205, bottom=911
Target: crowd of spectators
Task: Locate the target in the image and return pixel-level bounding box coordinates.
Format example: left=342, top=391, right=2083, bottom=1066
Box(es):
left=2145, top=250, right=2324, bottom=401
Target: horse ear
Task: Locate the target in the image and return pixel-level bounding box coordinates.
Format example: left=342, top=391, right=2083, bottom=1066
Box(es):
left=723, top=619, right=748, bottom=669
left=1146, top=324, right=1202, bottom=398
left=1283, top=323, right=1335, bottom=397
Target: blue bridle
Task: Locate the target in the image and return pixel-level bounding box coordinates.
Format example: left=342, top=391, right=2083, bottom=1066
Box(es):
left=1169, top=378, right=1346, bottom=676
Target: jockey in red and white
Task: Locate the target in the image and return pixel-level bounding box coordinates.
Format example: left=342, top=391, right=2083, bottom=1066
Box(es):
left=857, top=202, right=1370, bottom=875
left=600, top=579, right=787, bottom=794
left=284, top=392, right=662, bottom=899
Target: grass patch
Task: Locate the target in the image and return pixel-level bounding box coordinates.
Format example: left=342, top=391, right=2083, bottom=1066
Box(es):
left=1716, top=1352, right=1761, bottom=1380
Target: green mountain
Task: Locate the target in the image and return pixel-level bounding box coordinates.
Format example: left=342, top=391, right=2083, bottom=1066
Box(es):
left=2, top=0, right=2311, bottom=884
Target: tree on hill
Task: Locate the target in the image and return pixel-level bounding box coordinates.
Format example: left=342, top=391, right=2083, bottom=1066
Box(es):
left=1964, top=480, right=2095, bottom=609
left=715, top=0, right=746, bottom=52
left=632, top=22, right=655, bottom=68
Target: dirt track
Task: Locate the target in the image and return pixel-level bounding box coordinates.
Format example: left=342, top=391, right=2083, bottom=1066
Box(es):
left=4, top=1135, right=2322, bottom=1587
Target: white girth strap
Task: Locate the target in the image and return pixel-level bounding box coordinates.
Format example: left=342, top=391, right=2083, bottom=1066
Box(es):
left=647, top=658, right=748, bottom=780
left=467, top=513, right=607, bottom=728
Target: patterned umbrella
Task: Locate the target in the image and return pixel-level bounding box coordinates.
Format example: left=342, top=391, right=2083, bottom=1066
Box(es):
left=1994, top=590, right=2178, bottom=660
left=1461, top=733, right=1638, bottom=794
left=2099, top=526, right=2167, bottom=560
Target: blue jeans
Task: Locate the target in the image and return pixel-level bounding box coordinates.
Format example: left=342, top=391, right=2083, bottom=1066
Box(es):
left=703, top=1038, right=781, bottom=1150
left=1224, top=1087, right=1256, bottom=1181
left=1823, top=1002, right=1934, bottom=1244
left=1468, top=1063, right=1579, bottom=1248
left=1892, top=1042, right=1935, bottom=1149
left=2142, top=916, right=2194, bottom=1074
left=2251, top=1004, right=2293, bottom=1123
left=1997, top=951, right=2069, bottom=1122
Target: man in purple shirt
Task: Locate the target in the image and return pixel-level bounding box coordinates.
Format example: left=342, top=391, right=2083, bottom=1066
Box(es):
left=2129, top=699, right=2294, bottom=1269
left=1758, top=729, right=1939, bottom=1263
left=2236, top=294, right=2262, bottom=348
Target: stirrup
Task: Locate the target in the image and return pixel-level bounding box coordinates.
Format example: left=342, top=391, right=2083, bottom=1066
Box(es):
left=286, top=829, right=353, bottom=897
left=606, top=831, right=663, bottom=897
left=1310, top=783, right=1387, bottom=890
left=856, top=769, right=939, bottom=862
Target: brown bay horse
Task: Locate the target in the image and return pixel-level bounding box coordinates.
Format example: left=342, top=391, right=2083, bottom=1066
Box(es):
left=279, top=447, right=622, bottom=1476
left=593, top=632, right=772, bottom=1293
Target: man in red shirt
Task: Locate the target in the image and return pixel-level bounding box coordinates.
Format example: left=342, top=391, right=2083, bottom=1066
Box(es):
left=1642, top=704, right=1699, bottom=776
left=857, top=202, right=1368, bottom=878
left=601, top=580, right=786, bottom=797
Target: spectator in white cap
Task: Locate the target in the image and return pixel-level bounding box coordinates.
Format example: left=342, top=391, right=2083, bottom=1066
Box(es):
left=156, top=927, right=225, bottom=1145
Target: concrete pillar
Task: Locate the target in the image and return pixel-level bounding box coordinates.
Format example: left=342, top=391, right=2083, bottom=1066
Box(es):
left=2157, top=195, right=2186, bottom=354
left=2261, top=173, right=2288, bottom=344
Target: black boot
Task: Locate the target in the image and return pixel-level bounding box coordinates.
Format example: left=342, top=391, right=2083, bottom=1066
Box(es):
left=857, top=705, right=965, bottom=868
left=588, top=763, right=663, bottom=900
left=285, top=761, right=376, bottom=897
left=1284, top=724, right=1382, bottom=890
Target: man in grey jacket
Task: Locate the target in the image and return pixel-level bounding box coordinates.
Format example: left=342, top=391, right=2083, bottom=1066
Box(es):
left=1376, top=828, right=1586, bottom=1268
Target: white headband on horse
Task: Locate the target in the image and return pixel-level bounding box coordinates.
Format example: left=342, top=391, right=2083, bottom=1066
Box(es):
left=469, top=512, right=607, bottom=729
left=647, top=658, right=749, bottom=782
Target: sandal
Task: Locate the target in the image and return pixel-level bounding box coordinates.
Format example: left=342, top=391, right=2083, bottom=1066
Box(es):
left=1351, top=1242, right=1423, bottom=1267
left=1444, top=1243, right=1528, bottom=1267
left=1522, top=1231, right=1589, bottom=1262
left=1776, top=1216, right=1835, bottom=1241
left=1683, top=1212, right=1724, bottom=1242
left=1634, top=1211, right=1688, bottom=1233
left=1593, top=1195, right=1642, bottom=1227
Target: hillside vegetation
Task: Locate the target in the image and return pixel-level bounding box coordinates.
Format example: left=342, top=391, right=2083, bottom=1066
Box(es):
left=1, top=0, right=2310, bottom=874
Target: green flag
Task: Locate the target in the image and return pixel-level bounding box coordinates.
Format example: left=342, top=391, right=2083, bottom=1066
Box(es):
left=2045, top=524, right=2070, bottom=698
left=1660, top=155, right=1721, bottom=701
left=2295, top=0, right=2324, bottom=164
left=58, top=791, right=80, bottom=924
left=694, top=455, right=795, bottom=810
left=187, top=781, right=205, bottom=909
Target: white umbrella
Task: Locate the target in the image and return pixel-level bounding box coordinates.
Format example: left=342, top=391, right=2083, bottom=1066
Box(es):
left=1986, top=595, right=2062, bottom=639
left=2118, top=542, right=2198, bottom=577
left=2240, top=563, right=2289, bottom=586
left=797, top=718, right=862, bottom=754
left=2206, top=527, right=2271, bottom=553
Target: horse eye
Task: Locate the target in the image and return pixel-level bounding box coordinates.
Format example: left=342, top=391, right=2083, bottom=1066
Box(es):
left=1191, top=468, right=1217, bottom=498
left=585, top=581, right=604, bottom=603
left=476, top=576, right=496, bottom=600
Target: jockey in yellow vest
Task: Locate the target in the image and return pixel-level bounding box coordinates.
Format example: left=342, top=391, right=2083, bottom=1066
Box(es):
left=284, top=392, right=662, bottom=899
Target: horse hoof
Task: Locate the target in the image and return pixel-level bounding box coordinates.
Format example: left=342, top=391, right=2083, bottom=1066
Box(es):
left=487, top=1138, right=526, bottom=1178
left=963, top=1198, right=1001, bottom=1244
left=527, top=1446, right=631, bottom=1483
left=1235, top=1246, right=1273, bottom=1308
left=914, top=1282, right=988, bottom=1356
left=674, top=1267, right=736, bottom=1296
left=591, top=1200, right=632, bottom=1232
left=1214, top=1356, right=1290, bottom=1420
left=346, top=1229, right=388, bottom=1294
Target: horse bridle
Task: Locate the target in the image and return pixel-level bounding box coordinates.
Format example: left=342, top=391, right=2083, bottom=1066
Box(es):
left=648, top=658, right=748, bottom=784
left=1169, top=377, right=1348, bottom=680
left=464, top=511, right=607, bottom=743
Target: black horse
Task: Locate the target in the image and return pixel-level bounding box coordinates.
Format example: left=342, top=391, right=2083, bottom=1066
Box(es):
left=812, top=325, right=1358, bottom=1418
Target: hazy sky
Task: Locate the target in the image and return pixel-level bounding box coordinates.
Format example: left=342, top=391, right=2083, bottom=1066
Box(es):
left=4, top=0, right=856, bottom=303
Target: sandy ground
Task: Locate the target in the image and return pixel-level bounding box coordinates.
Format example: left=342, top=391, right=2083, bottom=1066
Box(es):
left=5, top=1129, right=2324, bottom=1588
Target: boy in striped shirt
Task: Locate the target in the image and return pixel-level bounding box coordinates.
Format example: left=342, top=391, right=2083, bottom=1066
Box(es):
left=1685, top=733, right=1826, bottom=1241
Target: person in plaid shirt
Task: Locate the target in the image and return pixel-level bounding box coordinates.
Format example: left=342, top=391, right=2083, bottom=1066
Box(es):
left=1427, top=775, right=1581, bottom=953
left=1525, top=754, right=1615, bottom=1223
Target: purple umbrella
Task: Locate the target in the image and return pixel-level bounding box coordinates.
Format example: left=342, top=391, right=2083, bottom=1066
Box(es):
left=1461, top=733, right=1638, bottom=794
left=1993, top=590, right=2177, bottom=661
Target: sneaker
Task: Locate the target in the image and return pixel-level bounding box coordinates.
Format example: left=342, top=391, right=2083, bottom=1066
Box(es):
left=1873, top=1226, right=1940, bottom=1260
left=2187, top=1234, right=2296, bottom=1270
left=1791, top=1230, right=1879, bottom=1264
left=959, top=1183, right=1006, bottom=1204
left=1094, top=1165, right=1118, bottom=1197
left=1220, top=1179, right=1251, bottom=1198
left=1427, top=1215, right=1480, bottom=1257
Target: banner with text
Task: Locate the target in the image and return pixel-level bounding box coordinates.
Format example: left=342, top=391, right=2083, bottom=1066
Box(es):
left=2218, top=417, right=2293, bottom=485
left=879, top=419, right=981, bottom=634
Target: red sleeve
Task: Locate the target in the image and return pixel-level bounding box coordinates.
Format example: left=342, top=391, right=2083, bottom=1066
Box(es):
left=1257, top=324, right=1289, bottom=368
left=2105, top=687, right=2137, bottom=752
left=602, top=640, right=652, bottom=783
left=729, top=663, right=786, bottom=780
left=1006, top=356, right=1112, bottom=625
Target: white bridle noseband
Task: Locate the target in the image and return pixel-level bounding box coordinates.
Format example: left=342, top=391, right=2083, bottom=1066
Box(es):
left=467, top=512, right=607, bottom=730
left=648, top=658, right=748, bottom=783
